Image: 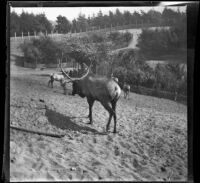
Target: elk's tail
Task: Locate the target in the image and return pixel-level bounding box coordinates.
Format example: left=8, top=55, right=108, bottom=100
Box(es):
left=113, top=86, right=121, bottom=102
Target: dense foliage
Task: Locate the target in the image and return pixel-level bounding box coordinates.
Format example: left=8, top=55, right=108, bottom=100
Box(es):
left=20, top=34, right=61, bottom=64
left=110, top=49, right=187, bottom=95
left=108, top=31, right=133, bottom=49
left=137, top=12, right=186, bottom=60
left=11, top=7, right=185, bottom=36
left=19, top=25, right=187, bottom=96
left=10, top=11, right=53, bottom=36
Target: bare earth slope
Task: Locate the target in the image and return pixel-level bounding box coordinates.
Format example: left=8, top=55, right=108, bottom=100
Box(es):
left=10, top=65, right=187, bottom=181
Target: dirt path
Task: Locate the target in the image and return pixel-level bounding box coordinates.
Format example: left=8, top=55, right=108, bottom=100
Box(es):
left=10, top=66, right=187, bottom=181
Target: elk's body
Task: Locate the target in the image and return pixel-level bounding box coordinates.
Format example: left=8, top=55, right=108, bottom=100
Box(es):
left=112, top=77, right=118, bottom=83
left=48, top=73, right=65, bottom=88
left=110, top=73, right=118, bottom=83
left=123, top=83, right=130, bottom=99
left=61, top=64, right=121, bottom=133
left=174, top=91, right=178, bottom=101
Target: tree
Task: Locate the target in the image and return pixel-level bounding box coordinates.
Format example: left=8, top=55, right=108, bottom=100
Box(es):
left=96, top=10, right=104, bottom=28
left=10, top=11, right=21, bottom=36
left=123, top=11, right=132, bottom=25
left=20, top=11, right=35, bottom=33
left=87, top=16, right=91, bottom=28
left=146, top=10, right=162, bottom=24
left=108, top=11, right=114, bottom=26
left=115, top=8, right=124, bottom=26
left=10, top=11, right=53, bottom=35
left=162, top=8, right=179, bottom=25
left=55, top=15, right=71, bottom=33
left=77, top=13, right=88, bottom=32
left=132, top=11, right=141, bottom=24
left=71, top=19, right=77, bottom=33
left=35, top=13, right=53, bottom=32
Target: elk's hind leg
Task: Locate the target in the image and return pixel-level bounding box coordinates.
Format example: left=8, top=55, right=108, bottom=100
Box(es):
left=100, top=101, right=115, bottom=132
left=111, top=101, right=117, bottom=133
left=48, top=80, right=51, bottom=87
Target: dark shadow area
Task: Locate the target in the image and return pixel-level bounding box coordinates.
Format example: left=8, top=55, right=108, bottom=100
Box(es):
left=31, top=74, right=50, bottom=77
left=12, top=55, right=24, bottom=67
left=70, top=115, right=89, bottom=119
left=45, top=108, right=105, bottom=135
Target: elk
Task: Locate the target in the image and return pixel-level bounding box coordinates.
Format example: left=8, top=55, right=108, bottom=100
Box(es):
left=48, top=72, right=66, bottom=88
left=174, top=91, right=178, bottom=101
left=110, top=73, right=119, bottom=83
left=60, top=62, right=121, bottom=133
left=123, top=82, right=130, bottom=99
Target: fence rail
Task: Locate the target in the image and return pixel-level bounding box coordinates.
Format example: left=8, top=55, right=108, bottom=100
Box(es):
left=130, top=85, right=187, bottom=104
left=10, top=22, right=171, bottom=41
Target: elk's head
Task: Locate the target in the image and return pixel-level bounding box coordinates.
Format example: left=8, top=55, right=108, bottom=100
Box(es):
left=60, top=60, right=90, bottom=97
left=71, top=80, right=86, bottom=97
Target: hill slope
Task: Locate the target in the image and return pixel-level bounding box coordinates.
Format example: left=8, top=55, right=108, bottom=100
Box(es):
left=10, top=66, right=187, bottom=181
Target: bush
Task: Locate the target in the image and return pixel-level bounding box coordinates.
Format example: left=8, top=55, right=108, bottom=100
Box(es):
left=108, top=31, right=133, bottom=49
left=88, top=32, right=105, bottom=43
left=20, top=40, right=42, bottom=64
left=111, top=48, right=186, bottom=95
left=112, top=66, right=128, bottom=82
left=137, top=26, right=186, bottom=60
left=20, top=35, right=61, bottom=64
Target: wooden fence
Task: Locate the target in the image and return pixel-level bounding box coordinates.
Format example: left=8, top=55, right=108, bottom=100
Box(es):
left=23, top=61, right=73, bottom=69
left=10, top=22, right=170, bottom=41
left=130, top=85, right=187, bottom=104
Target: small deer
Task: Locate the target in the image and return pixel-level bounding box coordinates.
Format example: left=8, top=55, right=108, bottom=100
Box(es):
left=123, top=82, right=130, bottom=99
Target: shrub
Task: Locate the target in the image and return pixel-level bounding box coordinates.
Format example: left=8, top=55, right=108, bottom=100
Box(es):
left=88, top=32, right=105, bottom=43
left=20, top=35, right=61, bottom=64
left=137, top=26, right=186, bottom=60
left=20, top=40, right=42, bottom=64
left=108, top=31, right=133, bottom=49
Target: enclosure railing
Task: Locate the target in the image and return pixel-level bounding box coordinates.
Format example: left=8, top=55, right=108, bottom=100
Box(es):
left=10, top=22, right=171, bottom=41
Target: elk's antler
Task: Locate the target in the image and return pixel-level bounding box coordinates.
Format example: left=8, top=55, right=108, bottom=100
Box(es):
left=60, top=56, right=90, bottom=81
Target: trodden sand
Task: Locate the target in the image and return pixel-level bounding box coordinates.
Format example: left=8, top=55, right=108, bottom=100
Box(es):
left=10, top=64, right=187, bottom=181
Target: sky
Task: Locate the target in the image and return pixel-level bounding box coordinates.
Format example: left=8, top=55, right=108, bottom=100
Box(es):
left=10, top=6, right=186, bottom=22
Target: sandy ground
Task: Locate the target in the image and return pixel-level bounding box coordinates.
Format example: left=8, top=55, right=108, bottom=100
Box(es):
left=10, top=64, right=187, bottom=181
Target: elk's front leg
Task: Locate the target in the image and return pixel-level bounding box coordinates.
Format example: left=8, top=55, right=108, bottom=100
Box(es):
left=87, top=97, right=94, bottom=124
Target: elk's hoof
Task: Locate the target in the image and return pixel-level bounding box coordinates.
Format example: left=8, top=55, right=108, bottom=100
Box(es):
left=106, top=127, right=110, bottom=132
left=113, top=130, right=117, bottom=133
left=87, top=122, right=93, bottom=125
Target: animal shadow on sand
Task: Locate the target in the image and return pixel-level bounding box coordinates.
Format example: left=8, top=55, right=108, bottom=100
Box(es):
left=45, top=108, right=106, bottom=135
left=31, top=74, right=50, bottom=77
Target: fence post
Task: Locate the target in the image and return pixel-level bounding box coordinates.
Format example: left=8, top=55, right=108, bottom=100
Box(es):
left=22, top=32, right=23, bottom=39
left=34, top=31, right=36, bottom=38
left=15, top=32, right=16, bottom=40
